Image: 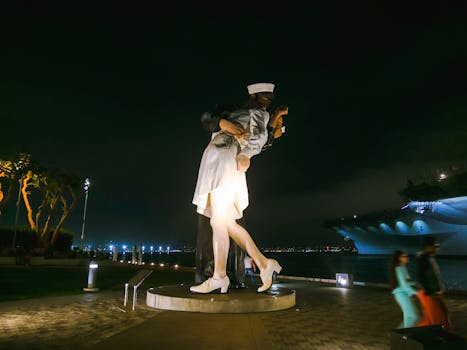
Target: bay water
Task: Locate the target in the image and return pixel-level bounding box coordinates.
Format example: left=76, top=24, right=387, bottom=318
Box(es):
left=144, top=252, right=467, bottom=291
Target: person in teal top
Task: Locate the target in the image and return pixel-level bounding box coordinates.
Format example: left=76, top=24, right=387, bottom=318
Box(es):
left=390, top=250, right=420, bottom=328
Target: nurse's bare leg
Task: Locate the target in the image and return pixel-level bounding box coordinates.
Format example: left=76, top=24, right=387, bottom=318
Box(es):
left=227, top=221, right=267, bottom=270
left=190, top=189, right=234, bottom=293
left=227, top=220, right=282, bottom=292
left=209, top=188, right=233, bottom=279
left=189, top=188, right=232, bottom=293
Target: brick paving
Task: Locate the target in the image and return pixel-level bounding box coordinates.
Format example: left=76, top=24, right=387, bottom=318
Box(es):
left=0, top=292, right=160, bottom=350
left=1, top=281, right=466, bottom=350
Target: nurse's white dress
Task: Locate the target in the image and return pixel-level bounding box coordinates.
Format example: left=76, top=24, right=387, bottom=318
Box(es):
left=192, top=108, right=270, bottom=219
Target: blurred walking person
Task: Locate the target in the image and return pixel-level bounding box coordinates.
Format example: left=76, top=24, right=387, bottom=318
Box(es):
left=390, top=250, right=420, bottom=328
left=417, top=237, right=451, bottom=331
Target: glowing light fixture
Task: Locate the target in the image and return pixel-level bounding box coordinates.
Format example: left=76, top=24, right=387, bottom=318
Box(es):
left=379, top=223, right=393, bottom=234
left=395, top=221, right=410, bottom=234
left=83, top=261, right=99, bottom=292
left=84, top=178, right=91, bottom=191
left=336, top=273, right=353, bottom=288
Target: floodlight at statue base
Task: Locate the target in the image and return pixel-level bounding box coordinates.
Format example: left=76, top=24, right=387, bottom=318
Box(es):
left=336, top=273, right=353, bottom=289
left=146, top=284, right=295, bottom=313
left=83, top=287, right=100, bottom=292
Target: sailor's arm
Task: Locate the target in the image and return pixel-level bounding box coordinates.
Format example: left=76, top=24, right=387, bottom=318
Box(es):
left=200, top=112, right=244, bottom=136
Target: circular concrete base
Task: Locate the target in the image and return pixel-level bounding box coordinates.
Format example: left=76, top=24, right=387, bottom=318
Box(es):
left=83, top=287, right=99, bottom=292
left=146, top=284, right=295, bottom=313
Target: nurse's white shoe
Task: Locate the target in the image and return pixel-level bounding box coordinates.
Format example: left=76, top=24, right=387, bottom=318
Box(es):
left=258, top=259, right=282, bottom=292
left=190, top=276, right=230, bottom=294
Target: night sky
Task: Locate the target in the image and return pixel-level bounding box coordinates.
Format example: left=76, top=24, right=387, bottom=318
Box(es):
left=2, top=2, right=467, bottom=247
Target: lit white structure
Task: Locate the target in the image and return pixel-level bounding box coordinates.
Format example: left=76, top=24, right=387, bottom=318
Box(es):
left=83, top=261, right=99, bottom=292
left=330, top=196, right=467, bottom=255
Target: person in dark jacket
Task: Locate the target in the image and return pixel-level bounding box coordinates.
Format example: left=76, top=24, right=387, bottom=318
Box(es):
left=417, top=236, right=450, bottom=330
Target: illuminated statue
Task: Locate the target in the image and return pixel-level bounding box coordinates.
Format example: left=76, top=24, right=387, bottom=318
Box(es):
left=191, top=83, right=288, bottom=293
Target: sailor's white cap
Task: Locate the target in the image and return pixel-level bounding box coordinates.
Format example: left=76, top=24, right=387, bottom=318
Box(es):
left=247, top=82, right=275, bottom=95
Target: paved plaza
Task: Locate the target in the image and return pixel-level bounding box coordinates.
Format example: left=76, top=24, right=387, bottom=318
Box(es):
left=1, top=281, right=466, bottom=350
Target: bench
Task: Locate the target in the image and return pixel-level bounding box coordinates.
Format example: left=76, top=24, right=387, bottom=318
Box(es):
left=124, top=269, right=153, bottom=311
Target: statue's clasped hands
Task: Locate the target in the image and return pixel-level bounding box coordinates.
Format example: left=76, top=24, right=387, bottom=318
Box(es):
left=219, top=119, right=250, bottom=172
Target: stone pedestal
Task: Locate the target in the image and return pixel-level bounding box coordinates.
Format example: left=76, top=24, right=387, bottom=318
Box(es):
left=146, top=284, right=295, bottom=313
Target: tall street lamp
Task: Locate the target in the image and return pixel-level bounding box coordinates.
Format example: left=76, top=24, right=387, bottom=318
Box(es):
left=80, top=178, right=91, bottom=251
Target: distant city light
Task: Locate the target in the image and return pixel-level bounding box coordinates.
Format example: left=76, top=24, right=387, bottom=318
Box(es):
left=142, top=245, right=145, bottom=251
left=174, top=264, right=179, bottom=268
left=158, top=246, right=162, bottom=252
left=109, top=244, right=114, bottom=251
left=122, top=245, right=127, bottom=250
left=150, top=246, right=154, bottom=252
left=159, top=263, right=164, bottom=267
left=439, top=173, right=447, bottom=180
left=353, top=214, right=357, bottom=219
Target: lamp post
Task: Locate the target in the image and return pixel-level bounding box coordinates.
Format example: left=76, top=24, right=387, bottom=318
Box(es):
left=80, top=178, right=90, bottom=251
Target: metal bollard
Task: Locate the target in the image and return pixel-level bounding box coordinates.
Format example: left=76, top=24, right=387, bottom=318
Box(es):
left=138, top=244, right=143, bottom=265
left=83, top=261, right=100, bottom=292
left=132, top=246, right=137, bottom=264
left=112, top=245, right=118, bottom=262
